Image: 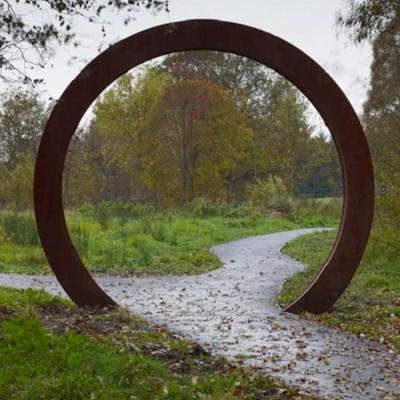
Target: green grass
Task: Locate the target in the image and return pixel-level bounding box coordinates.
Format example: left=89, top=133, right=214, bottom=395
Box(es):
left=0, top=203, right=338, bottom=275
left=0, top=286, right=312, bottom=400
left=279, top=225, right=400, bottom=350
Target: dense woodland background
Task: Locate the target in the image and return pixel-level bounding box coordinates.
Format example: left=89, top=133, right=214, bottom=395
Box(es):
left=0, top=0, right=398, bottom=258
left=0, top=51, right=342, bottom=211
left=0, top=0, right=397, bottom=235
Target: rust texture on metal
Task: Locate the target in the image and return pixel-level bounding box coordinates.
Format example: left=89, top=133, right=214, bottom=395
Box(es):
left=34, top=19, right=374, bottom=312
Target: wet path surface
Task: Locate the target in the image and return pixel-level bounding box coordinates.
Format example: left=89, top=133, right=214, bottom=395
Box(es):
left=1, top=228, right=399, bottom=399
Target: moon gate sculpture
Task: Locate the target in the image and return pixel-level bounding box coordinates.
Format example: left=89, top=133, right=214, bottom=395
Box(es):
left=34, top=20, right=374, bottom=313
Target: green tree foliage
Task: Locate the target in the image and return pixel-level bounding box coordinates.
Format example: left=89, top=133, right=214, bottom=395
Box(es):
left=0, top=0, right=168, bottom=82
left=94, top=69, right=171, bottom=202
left=0, top=89, right=48, bottom=210
left=0, top=152, right=35, bottom=210
left=301, top=135, right=342, bottom=198
left=337, top=0, right=399, bottom=43
left=363, top=22, right=400, bottom=222
left=339, top=0, right=400, bottom=230
left=252, top=78, right=314, bottom=195
left=0, top=89, right=47, bottom=166
left=63, top=134, right=99, bottom=207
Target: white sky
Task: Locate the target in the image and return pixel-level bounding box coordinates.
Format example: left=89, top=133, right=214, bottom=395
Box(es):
left=6, top=0, right=373, bottom=126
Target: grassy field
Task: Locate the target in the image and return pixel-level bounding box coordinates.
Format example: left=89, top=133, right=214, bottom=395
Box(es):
left=0, top=200, right=340, bottom=275
left=2, top=197, right=398, bottom=396
left=0, top=286, right=314, bottom=400
left=0, top=199, right=337, bottom=399
left=279, top=225, right=400, bottom=351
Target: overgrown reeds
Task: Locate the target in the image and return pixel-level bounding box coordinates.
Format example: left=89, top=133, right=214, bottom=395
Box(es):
left=0, top=213, right=40, bottom=247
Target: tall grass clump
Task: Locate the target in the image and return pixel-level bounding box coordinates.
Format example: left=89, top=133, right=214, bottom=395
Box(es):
left=134, top=238, right=152, bottom=267
left=93, top=201, right=111, bottom=230
left=136, top=219, right=152, bottom=235
left=373, top=194, right=400, bottom=254
left=79, top=201, right=113, bottom=229
left=108, top=202, right=156, bottom=224
left=149, top=221, right=168, bottom=242
left=100, top=241, right=127, bottom=268
left=70, top=224, right=90, bottom=259
left=135, top=218, right=168, bottom=242
left=0, top=213, right=40, bottom=247
left=79, top=201, right=157, bottom=228
left=191, top=197, right=220, bottom=218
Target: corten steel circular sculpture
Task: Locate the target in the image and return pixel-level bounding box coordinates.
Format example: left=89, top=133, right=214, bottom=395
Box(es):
left=34, top=19, right=374, bottom=313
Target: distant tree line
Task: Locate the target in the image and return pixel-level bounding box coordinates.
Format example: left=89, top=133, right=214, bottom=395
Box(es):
left=0, top=51, right=342, bottom=210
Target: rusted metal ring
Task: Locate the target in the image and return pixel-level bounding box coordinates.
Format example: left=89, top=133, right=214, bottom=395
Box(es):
left=34, top=20, right=374, bottom=312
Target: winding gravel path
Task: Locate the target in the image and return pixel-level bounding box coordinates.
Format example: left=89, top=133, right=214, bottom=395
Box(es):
left=1, top=228, right=399, bottom=399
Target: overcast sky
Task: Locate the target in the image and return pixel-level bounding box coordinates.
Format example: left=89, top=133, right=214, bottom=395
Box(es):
left=14, top=0, right=373, bottom=123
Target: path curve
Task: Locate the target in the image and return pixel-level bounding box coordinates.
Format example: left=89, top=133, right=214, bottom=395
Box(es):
left=1, top=228, right=399, bottom=399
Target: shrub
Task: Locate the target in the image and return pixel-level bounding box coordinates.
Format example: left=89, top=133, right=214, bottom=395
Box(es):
left=218, top=203, right=249, bottom=218
left=289, top=197, right=342, bottom=225
left=246, top=176, right=293, bottom=215
left=107, top=202, right=157, bottom=224
left=191, top=197, right=220, bottom=218
left=190, top=197, right=250, bottom=219
left=93, top=201, right=111, bottom=230
left=77, top=203, right=95, bottom=218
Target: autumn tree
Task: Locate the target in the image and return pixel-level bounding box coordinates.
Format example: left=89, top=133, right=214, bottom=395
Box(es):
left=143, top=79, right=253, bottom=205
left=160, top=51, right=275, bottom=118
left=160, top=52, right=337, bottom=198
left=91, top=56, right=340, bottom=206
